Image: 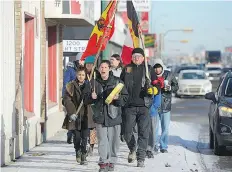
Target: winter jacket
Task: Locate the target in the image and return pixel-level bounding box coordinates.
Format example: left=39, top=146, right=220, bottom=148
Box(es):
left=150, top=93, right=161, bottom=117
left=161, top=70, right=179, bottom=112
left=62, top=79, right=95, bottom=130
left=62, top=66, right=76, bottom=97
left=120, top=62, right=159, bottom=108
left=85, top=73, right=129, bottom=127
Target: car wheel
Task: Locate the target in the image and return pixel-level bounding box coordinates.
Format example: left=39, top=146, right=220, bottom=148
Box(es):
left=209, top=125, right=214, bottom=149
left=175, top=93, right=181, bottom=98
left=213, top=132, right=226, bottom=156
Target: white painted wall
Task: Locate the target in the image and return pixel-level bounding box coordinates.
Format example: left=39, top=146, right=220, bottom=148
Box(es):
left=0, top=1, right=16, bottom=166
left=20, top=1, right=42, bottom=152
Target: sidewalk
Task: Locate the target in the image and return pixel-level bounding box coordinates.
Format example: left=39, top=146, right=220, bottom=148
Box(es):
left=1, top=121, right=205, bottom=172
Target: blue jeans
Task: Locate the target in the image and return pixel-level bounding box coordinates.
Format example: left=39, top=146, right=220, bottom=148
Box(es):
left=147, top=116, right=158, bottom=151
left=155, top=111, right=170, bottom=150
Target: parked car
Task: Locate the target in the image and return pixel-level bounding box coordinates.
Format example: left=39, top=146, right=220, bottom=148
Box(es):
left=219, top=67, right=232, bottom=82
left=176, top=70, right=212, bottom=98
left=205, top=71, right=232, bottom=155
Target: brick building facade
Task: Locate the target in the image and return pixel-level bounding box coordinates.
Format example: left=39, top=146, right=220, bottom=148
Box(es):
left=1, top=1, right=64, bottom=166
left=1, top=0, right=96, bottom=166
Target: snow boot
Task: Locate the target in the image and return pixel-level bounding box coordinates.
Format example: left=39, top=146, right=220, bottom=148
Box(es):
left=146, top=151, right=154, bottom=158
left=137, top=160, right=145, bottom=167
left=128, top=151, right=136, bottom=163
left=160, top=149, right=168, bottom=153
left=80, top=153, right=88, bottom=165
left=98, top=163, right=108, bottom=172
left=108, top=163, right=114, bottom=171
left=76, top=151, right=81, bottom=163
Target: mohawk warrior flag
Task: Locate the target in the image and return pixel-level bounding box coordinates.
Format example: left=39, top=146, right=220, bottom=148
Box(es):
left=81, top=0, right=116, bottom=60
left=121, top=0, right=140, bottom=65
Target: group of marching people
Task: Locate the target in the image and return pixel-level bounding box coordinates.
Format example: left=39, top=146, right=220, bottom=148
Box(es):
left=62, top=48, right=179, bottom=172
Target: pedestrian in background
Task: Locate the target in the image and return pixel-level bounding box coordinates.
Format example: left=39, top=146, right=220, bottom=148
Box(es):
left=62, top=54, right=85, bottom=144
left=86, top=60, right=128, bottom=172
left=152, top=59, right=179, bottom=153
left=84, top=56, right=98, bottom=155
left=62, top=61, right=76, bottom=144
left=146, top=68, right=164, bottom=158
left=110, top=54, right=123, bottom=77
left=63, top=66, right=94, bottom=165
left=110, top=54, right=126, bottom=142
left=85, top=56, right=95, bottom=76
left=120, top=48, right=160, bottom=167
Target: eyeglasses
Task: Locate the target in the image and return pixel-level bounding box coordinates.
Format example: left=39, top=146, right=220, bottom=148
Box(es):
left=132, top=55, right=143, bottom=59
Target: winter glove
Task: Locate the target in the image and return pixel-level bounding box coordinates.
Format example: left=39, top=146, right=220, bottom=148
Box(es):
left=70, top=114, right=78, bottom=121
left=152, top=77, right=164, bottom=88
left=147, top=86, right=158, bottom=95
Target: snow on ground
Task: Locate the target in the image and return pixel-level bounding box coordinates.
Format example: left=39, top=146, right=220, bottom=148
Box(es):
left=2, top=121, right=205, bottom=172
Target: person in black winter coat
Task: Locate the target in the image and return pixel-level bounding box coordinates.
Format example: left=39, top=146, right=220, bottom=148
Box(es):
left=85, top=60, right=129, bottom=172
left=120, top=48, right=160, bottom=167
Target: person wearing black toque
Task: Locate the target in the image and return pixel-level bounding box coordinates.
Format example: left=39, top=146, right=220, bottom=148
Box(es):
left=120, top=48, right=160, bottom=167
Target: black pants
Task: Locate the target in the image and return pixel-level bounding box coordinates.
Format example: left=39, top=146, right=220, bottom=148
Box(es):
left=123, top=106, right=150, bottom=161
left=73, top=129, right=89, bottom=154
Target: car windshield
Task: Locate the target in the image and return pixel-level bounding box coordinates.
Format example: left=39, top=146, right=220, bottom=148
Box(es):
left=206, top=67, right=221, bottom=71
left=175, top=66, right=199, bottom=75
left=225, top=78, right=232, bottom=97
left=181, top=72, right=207, bottom=79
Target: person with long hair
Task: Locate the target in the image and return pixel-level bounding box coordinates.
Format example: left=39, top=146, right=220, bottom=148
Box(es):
left=63, top=66, right=95, bottom=165
left=110, top=54, right=123, bottom=77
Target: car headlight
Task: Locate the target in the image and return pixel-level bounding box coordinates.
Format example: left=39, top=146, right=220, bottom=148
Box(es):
left=180, top=84, right=187, bottom=88
left=204, top=82, right=212, bottom=88
left=219, top=106, right=232, bottom=117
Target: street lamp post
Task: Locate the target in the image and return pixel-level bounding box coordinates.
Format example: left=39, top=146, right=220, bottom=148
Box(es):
left=159, top=28, right=193, bottom=59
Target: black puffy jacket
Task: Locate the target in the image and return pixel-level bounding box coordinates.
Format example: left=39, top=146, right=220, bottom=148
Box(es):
left=161, top=70, right=179, bottom=112
left=120, top=63, right=159, bottom=108
left=85, top=73, right=128, bottom=127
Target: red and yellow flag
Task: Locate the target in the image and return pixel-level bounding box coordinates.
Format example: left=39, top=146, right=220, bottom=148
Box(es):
left=81, top=0, right=116, bottom=60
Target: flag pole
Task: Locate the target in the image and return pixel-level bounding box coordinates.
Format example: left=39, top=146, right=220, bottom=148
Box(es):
left=138, top=26, right=150, bottom=81
left=75, top=0, right=118, bottom=116
left=89, top=0, right=118, bottom=80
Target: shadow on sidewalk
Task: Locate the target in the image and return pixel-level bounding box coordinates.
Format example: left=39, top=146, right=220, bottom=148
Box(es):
left=168, top=135, right=209, bottom=154
left=168, top=135, right=232, bottom=156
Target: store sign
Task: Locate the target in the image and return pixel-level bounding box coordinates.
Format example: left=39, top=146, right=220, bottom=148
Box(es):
left=63, top=40, right=88, bottom=52
left=140, top=12, right=149, bottom=33
left=225, top=46, right=232, bottom=52
left=117, top=0, right=150, bottom=12
left=144, top=34, right=155, bottom=48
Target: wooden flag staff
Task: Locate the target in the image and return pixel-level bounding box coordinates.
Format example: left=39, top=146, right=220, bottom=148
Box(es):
left=74, top=1, right=118, bottom=116
left=138, top=25, right=150, bottom=82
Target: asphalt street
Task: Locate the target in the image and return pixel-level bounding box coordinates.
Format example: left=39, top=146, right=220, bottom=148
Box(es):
left=171, top=96, right=232, bottom=172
